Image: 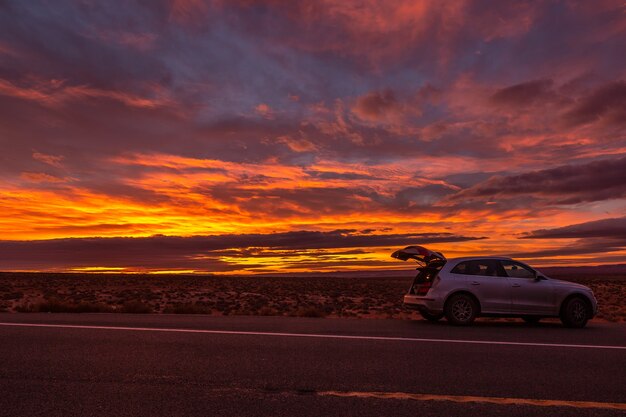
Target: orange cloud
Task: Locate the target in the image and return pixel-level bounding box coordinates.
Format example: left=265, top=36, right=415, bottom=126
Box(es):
left=19, top=172, right=65, bottom=183
left=1, top=148, right=622, bottom=271
left=0, top=78, right=171, bottom=109
left=32, top=152, right=64, bottom=168
left=255, top=103, right=274, bottom=119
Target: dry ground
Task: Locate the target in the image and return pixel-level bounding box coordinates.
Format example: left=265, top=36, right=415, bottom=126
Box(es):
left=0, top=272, right=624, bottom=322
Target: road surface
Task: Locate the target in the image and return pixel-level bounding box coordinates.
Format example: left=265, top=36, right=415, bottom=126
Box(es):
left=1, top=314, right=625, bottom=416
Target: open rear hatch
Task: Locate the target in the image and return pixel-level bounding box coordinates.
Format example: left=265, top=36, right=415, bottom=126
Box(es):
left=391, top=245, right=446, bottom=265
left=391, top=246, right=446, bottom=295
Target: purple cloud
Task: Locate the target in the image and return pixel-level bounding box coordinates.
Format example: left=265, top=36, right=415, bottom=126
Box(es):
left=524, top=217, right=626, bottom=239
left=490, top=79, right=555, bottom=107
left=564, top=81, right=626, bottom=127
left=448, top=156, right=626, bottom=205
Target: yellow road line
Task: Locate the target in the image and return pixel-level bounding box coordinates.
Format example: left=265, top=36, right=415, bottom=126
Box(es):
left=318, top=391, right=626, bottom=410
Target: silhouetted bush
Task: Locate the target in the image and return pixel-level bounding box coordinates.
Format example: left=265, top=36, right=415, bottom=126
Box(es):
left=163, top=303, right=211, bottom=314
left=120, top=301, right=153, bottom=314
left=15, top=298, right=112, bottom=313
left=257, top=306, right=281, bottom=316
left=291, top=306, right=326, bottom=318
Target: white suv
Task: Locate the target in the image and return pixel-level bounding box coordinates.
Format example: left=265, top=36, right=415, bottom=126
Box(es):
left=392, top=246, right=598, bottom=328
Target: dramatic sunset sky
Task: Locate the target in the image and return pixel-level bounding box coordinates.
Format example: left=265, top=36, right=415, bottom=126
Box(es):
left=1, top=0, right=625, bottom=274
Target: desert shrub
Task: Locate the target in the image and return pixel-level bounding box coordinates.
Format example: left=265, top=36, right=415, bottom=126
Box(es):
left=163, top=303, right=211, bottom=314
left=72, top=302, right=113, bottom=313
left=291, top=306, right=326, bottom=318
left=15, top=298, right=112, bottom=313
left=257, top=306, right=281, bottom=316
left=120, top=301, right=153, bottom=314
left=2, top=291, right=23, bottom=300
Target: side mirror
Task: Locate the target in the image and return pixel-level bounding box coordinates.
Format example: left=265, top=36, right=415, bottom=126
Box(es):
left=534, top=275, right=546, bottom=281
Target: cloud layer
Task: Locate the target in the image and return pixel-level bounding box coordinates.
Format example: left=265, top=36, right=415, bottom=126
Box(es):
left=1, top=0, right=625, bottom=271
left=0, top=230, right=483, bottom=272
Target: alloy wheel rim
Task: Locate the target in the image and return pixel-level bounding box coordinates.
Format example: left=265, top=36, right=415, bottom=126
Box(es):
left=452, top=299, right=472, bottom=321
left=571, top=301, right=586, bottom=323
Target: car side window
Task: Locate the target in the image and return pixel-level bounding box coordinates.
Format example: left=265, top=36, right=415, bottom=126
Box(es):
left=450, top=261, right=470, bottom=274
left=500, top=260, right=535, bottom=279
left=470, top=259, right=502, bottom=277
left=451, top=260, right=503, bottom=277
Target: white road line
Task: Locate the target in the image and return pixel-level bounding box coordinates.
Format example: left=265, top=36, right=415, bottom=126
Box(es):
left=1, top=322, right=625, bottom=350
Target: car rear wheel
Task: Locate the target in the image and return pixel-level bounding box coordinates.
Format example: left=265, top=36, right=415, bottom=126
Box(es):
left=420, top=311, right=444, bottom=322
left=522, top=316, right=541, bottom=324
left=560, top=297, right=590, bottom=328
left=445, top=294, right=478, bottom=326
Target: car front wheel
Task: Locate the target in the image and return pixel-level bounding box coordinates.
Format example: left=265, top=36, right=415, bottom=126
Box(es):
left=560, top=297, right=590, bottom=328
left=445, top=294, right=478, bottom=326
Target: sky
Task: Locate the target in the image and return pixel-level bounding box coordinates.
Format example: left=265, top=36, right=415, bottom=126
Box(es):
left=0, top=0, right=625, bottom=274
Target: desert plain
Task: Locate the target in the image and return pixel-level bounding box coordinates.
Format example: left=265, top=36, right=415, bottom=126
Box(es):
left=1, top=268, right=624, bottom=323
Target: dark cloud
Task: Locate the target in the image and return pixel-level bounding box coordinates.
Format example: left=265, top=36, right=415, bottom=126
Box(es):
left=389, top=185, right=456, bottom=209
left=506, top=237, right=626, bottom=260
left=304, top=170, right=382, bottom=181
left=523, top=216, right=626, bottom=239
left=490, top=79, right=554, bottom=107
left=208, top=248, right=369, bottom=258
left=352, top=90, right=400, bottom=120
left=564, top=80, right=626, bottom=127
left=204, top=186, right=377, bottom=217
left=0, top=230, right=483, bottom=271
left=201, top=182, right=460, bottom=218
left=510, top=216, right=626, bottom=260
left=449, top=156, right=626, bottom=205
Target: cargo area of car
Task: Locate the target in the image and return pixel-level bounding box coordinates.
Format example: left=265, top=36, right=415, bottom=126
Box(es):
left=409, top=265, right=444, bottom=295
left=391, top=245, right=446, bottom=296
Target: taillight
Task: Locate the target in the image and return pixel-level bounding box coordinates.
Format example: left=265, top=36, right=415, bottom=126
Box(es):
left=416, top=281, right=432, bottom=296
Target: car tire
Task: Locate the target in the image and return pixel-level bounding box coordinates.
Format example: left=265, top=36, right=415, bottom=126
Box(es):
left=420, top=311, right=444, bottom=322
left=522, top=316, right=541, bottom=324
left=445, top=294, right=478, bottom=326
left=560, top=297, right=590, bottom=328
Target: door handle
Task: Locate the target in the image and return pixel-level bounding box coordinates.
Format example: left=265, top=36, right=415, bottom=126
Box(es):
left=512, top=283, right=521, bottom=287
left=471, top=281, right=480, bottom=285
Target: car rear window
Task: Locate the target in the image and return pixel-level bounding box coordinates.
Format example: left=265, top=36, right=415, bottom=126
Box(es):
left=450, top=261, right=470, bottom=274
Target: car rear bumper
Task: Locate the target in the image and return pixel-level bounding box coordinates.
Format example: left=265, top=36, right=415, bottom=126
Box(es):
left=403, top=294, right=443, bottom=314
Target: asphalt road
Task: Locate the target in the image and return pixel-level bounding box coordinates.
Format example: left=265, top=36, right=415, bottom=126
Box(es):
left=1, top=314, right=625, bottom=417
